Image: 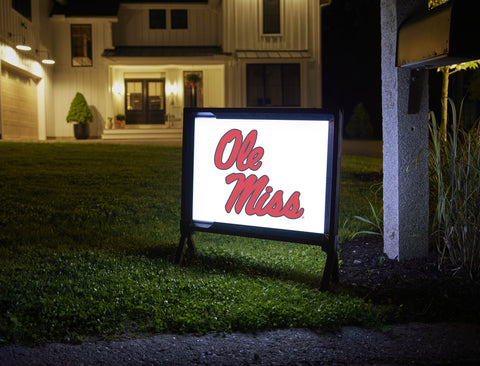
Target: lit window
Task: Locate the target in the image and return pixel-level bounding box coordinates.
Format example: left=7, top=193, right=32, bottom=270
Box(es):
left=71, top=24, right=92, bottom=67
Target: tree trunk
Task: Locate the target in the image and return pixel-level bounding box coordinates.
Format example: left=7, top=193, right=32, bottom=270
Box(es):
left=440, top=68, right=449, bottom=141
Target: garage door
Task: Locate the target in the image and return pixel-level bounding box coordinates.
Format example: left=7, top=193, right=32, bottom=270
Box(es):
left=1, top=64, right=38, bottom=139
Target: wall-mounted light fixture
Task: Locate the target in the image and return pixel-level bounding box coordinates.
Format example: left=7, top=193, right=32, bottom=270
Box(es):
left=166, top=82, right=178, bottom=96
left=36, top=49, right=55, bottom=65
left=9, top=23, right=31, bottom=51
left=112, top=82, right=125, bottom=96
left=166, top=82, right=178, bottom=106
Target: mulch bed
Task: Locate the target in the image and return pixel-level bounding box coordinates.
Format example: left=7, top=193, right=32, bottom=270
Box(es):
left=338, top=236, right=480, bottom=323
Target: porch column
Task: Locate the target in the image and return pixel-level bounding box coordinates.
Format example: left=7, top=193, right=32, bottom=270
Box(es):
left=381, top=0, right=429, bottom=260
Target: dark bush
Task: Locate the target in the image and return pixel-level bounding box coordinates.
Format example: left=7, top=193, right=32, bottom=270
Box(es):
left=345, top=103, right=374, bottom=139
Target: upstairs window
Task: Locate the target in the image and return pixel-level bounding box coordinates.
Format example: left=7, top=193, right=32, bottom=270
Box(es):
left=149, top=9, right=166, bottom=29
left=12, top=0, right=31, bottom=21
left=171, top=9, right=188, bottom=29
left=262, top=0, right=281, bottom=34
left=71, top=24, right=92, bottom=67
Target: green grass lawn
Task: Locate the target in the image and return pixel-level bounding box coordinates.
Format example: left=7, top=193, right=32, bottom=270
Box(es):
left=0, top=142, right=384, bottom=344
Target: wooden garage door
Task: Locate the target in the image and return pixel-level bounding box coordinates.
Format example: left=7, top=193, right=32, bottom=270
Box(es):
left=1, top=65, right=38, bottom=139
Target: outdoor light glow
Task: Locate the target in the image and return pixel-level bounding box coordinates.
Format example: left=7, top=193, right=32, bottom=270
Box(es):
left=32, top=61, right=43, bottom=77
left=4, top=46, right=20, bottom=65
left=166, top=82, right=178, bottom=95
left=112, top=83, right=124, bottom=95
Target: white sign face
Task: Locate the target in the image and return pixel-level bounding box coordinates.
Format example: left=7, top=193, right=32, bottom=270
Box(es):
left=192, top=117, right=330, bottom=234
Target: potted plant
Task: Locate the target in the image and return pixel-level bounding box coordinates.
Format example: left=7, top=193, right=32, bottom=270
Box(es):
left=66, top=92, right=93, bottom=139
left=115, top=114, right=126, bottom=128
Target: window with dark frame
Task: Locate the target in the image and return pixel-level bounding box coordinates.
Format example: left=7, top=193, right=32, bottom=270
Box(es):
left=263, top=0, right=281, bottom=34
left=246, top=63, right=300, bottom=107
left=71, top=24, right=93, bottom=67
left=171, top=9, right=188, bottom=29
left=149, top=9, right=166, bottom=29
left=12, top=0, right=31, bottom=20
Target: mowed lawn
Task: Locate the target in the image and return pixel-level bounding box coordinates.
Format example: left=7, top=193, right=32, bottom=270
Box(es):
left=0, top=142, right=384, bottom=343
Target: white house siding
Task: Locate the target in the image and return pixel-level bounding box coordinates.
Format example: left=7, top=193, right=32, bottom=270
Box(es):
left=203, top=66, right=225, bottom=107
left=222, top=0, right=313, bottom=52
left=50, top=18, right=113, bottom=138
left=113, top=4, right=220, bottom=47
left=0, top=0, right=54, bottom=140
left=223, top=0, right=323, bottom=108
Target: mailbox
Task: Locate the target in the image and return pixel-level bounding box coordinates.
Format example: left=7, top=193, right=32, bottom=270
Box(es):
left=397, top=0, right=480, bottom=69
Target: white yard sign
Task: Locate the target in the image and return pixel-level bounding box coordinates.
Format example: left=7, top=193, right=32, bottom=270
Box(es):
left=191, top=117, right=330, bottom=235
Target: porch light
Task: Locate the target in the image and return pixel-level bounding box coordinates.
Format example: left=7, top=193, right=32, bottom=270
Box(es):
left=37, top=49, right=55, bottom=64
left=112, top=83, right=125, bottom=95
left=16, top=42, right=31, bottom=51
left=10, top=23, right=31, bottom=51
left=8, top=32, right=31, bottom=51
left=167, top=82, right=178, bottom=95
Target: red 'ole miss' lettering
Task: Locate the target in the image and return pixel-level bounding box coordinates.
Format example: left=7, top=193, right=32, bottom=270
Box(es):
left=225, top=173, right=304, bottom=219
left=214, top=129, right=264, bottom=171
left=214, top=128, right=305, bottom=220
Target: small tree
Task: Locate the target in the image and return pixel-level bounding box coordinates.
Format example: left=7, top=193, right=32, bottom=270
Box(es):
left=345, top=103, right=373, bottom=139
left=66, top=92, right=93, bottom=124
left=437, top=61, right=480, bottom=141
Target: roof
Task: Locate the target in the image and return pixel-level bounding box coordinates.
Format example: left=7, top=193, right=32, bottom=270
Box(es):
left=50, top=0, right=208, bottom=17
left=51, top=0, right=120, bottom=17
left=236, top=50, right=312, bottom=59
left=102, top=46, right=227, bottom=58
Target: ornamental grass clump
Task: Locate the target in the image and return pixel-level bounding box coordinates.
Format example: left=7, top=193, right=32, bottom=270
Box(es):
left=429, top=99, right=480, bottom=280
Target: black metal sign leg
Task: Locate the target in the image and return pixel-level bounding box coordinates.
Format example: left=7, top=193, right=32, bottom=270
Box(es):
left=320, top=237, right=339, bottom=291
left=175, top=234, right=196, bottom=266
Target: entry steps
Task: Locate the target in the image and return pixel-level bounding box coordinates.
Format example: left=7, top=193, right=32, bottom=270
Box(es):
left=102, top=126, right=182, bottom=143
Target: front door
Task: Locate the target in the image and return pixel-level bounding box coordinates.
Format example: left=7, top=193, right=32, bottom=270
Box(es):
left=125, top=79, right=166, bottom=124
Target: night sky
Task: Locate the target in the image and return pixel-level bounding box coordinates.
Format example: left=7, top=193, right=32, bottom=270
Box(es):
left=322, top=0, right=382, bottom=139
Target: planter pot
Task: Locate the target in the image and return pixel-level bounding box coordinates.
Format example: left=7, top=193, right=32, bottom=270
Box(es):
left=74, top=123, right=89, bottom=140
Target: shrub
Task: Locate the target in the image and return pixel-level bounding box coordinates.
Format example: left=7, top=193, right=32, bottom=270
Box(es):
left=345, top=103, right=373, bottom=139
left=429, top=99, right=480, bottom=279
left=66, top=92, right=93, bottom=124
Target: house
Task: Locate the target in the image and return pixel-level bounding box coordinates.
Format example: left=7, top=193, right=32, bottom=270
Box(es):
left=0, top=0, right=331, bottom=141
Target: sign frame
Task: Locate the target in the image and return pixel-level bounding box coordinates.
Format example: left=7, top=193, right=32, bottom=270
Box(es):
left=177, top=108, right=342, bottom=289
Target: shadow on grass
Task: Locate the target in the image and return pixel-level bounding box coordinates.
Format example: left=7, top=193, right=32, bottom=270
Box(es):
left=184, top=249, right=323, bottom=289
left=112, top=238, right=326, bottom=289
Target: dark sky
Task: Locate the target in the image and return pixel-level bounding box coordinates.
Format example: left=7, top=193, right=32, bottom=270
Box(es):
left=322, top=0, right=382, bottom=139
